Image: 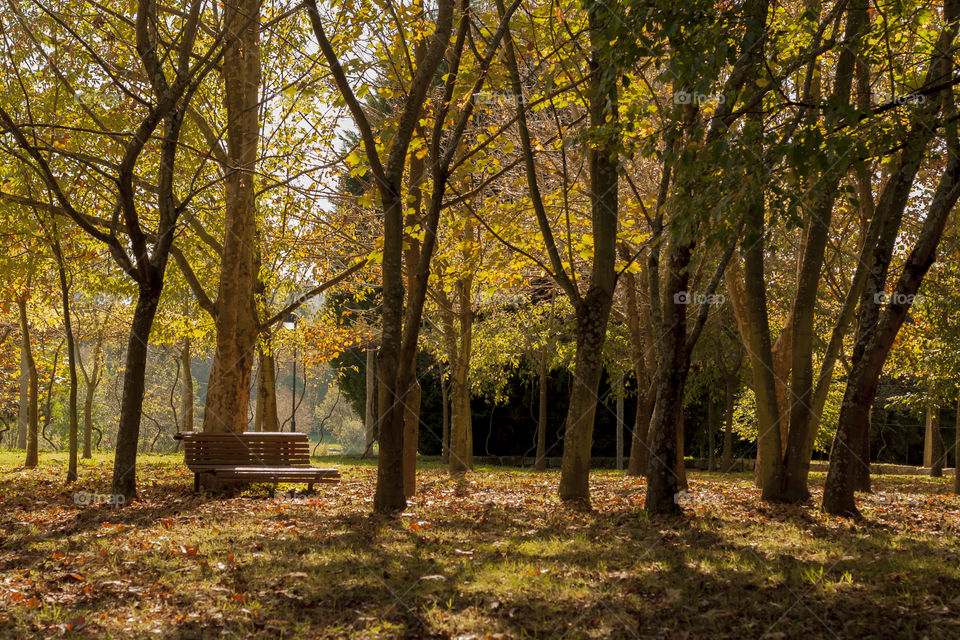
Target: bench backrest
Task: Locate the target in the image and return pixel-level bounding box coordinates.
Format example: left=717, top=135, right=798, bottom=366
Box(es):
left=178, top=432, right=311, bottom=469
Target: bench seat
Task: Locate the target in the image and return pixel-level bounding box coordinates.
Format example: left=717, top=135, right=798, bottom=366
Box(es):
left=174, top=431, right=340, bottom=491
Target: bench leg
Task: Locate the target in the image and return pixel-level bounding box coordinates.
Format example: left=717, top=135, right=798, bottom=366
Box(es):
left=307, top=482, right=314, bottom=494
left=194, top=473, right=200, bottom=493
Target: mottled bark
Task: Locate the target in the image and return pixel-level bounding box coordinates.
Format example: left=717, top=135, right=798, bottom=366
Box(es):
left=203, top=0, right=261, bottom=434
left=253, top=342, right=278, bottom=432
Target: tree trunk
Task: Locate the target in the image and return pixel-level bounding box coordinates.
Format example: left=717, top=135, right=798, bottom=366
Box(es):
left=823, top=0, right=960, bottom=516
left=17, top=298, right=38, bottom=468
left=181, top=337, right=195, bottom=432
left=535, top=357, right=548, bottom=471
left=202, top=0, right=261, bottom=434
left=615, top=374, right=624, bottom=470
left=721, top=375, right=736, bottom=471
left=111, top=283, right=162, bottom=501
left=645, top=241, right=691, bottom=516
left=17, top=324, right=28, bottom=449
left=253, top=342, right=278, bottom=432
left=954, top=393, right=959, bottom=494
left=925, top=405, right=944, bottom=477
left=365, top=347, right=376, bottom=452
left=52, top=235, right=79, bottom=483
left=82, top=331, right=104, bottom=459
left=627, top=384, right=655, bottom=476
left=403, top=379, right=421, bottom=496
left=707, top=389, right=717, bottom=472
left=557, top=1, right=619, bottom=501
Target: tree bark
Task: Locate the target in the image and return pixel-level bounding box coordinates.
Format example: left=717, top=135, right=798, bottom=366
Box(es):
left=17, top=321, right=28, bottom=449
left=365, top=346, right=376, bottom=452
left=721, top=375, right=736, bottom=471
left=81, top=329, right=104, bottom=459
left=51, top=231, right=79, bottom=483
left=535, top=359, right=548, bottom=470
left=403, top=379, right=421, bottom=496
left=954, top=392, right=960, bottom=494
left=440, top=372, right=449, bottom=464
left=202, top=0, right=261, bottom=434
left=253, top=341, right=278, bottom=432
left=17, top=298, right=38, bottom=468
left=707, top=388, right=717, bottom=472
left=446, top=280, right=474, bottom=473
left=615, top=374, right=624, bottom=470
left=111, top=283, right=163, bottom=500
left=557, top=0, right=619, bottom=501
left=181, top=337, right=195, bottom=432
left=925, top=404, right=944, bottom=477
left=645, top=241, right=691, bottom=515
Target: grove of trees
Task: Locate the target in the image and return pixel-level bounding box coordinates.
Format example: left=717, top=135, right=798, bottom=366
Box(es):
left=2, top=0, right=960, bottom=520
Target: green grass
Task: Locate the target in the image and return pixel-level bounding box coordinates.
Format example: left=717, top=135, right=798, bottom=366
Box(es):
left=0, top=451, right=958, bottom=638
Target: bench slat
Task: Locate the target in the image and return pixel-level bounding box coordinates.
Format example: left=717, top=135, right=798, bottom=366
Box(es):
left=176, top=431, right=340, bottom=489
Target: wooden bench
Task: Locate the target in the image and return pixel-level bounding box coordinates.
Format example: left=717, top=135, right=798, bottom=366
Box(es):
left=173, top=431, right=340, bottom=492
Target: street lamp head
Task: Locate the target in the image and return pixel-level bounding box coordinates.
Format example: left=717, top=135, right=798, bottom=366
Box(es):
left=283, top=313, right=298, bottom=330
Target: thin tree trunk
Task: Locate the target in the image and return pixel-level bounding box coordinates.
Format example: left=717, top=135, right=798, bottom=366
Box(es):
left=722, top=375, right=736, bottom=471
left=181, top=337, right=195, bottom=432
left=18, top=298, right=38, bottom=468
left=17, top=325, right=28, bottom=449
left=616, top=374, right=624, bottom=470
left=925, top=404, right=944, bottom=477
left=535, top=358, right=547, bottom=471
left=111, top=283, right=163, bottom=500
left=707, top=389, right=717, bottom=472
left=52, top=232, right=79, bottom=483
left=82, top=330, right=104, bottom=459
left=954, top=392, right=959, bottom=494
left=403, top=379, right=421, bottom=497
left=365, top=347, right=376, bottom=453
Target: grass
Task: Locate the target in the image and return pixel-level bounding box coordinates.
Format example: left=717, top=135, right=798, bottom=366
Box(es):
left=0, top=450, right=958, bottom=639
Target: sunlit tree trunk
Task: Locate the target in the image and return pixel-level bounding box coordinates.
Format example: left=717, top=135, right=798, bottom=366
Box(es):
left=253, top=341, right=278, bottom=432
left=924, top=404, right=944, bottom=477
left=17, top=297, right=38, bottom=468
left=81, top=328, right=104, bottom=459
left=203, top=0, right=261, bottom=434
left=181, top=337, right=195, bottom=432
left=17, top=329, right=28, bottom=449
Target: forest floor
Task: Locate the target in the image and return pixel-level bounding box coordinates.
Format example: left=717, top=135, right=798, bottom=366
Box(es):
left=0, top=451, right=958, bottom=639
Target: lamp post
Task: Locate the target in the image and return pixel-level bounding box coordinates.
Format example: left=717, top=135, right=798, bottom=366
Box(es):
left=283, top=313, right=298, bottom=433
